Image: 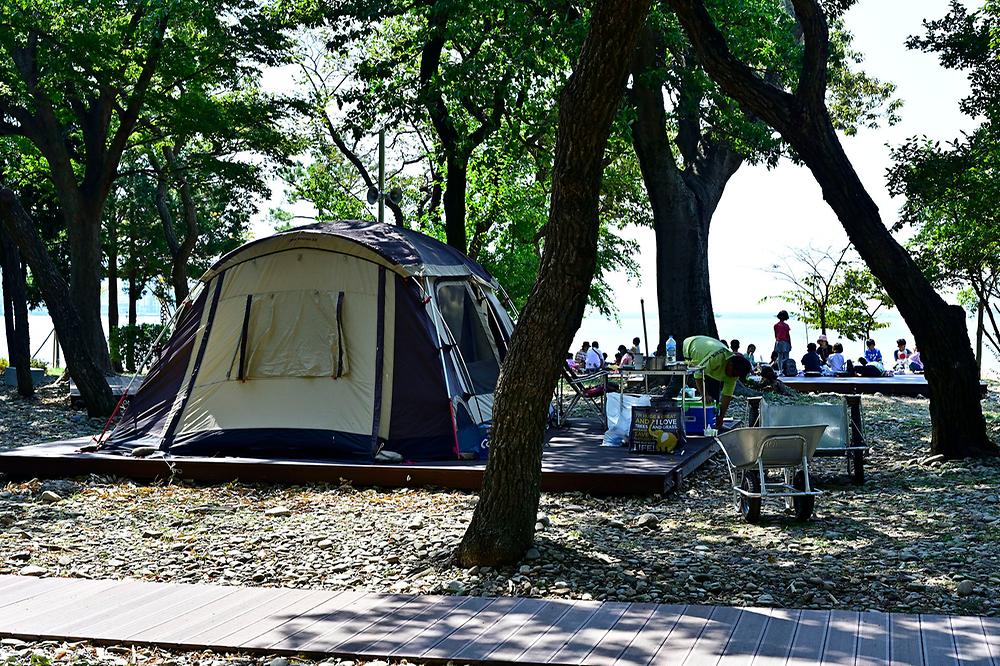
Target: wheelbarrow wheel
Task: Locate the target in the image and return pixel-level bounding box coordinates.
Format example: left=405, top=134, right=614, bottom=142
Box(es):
left=792, top=470, right=815, bottom=521
left=739, top=472, right=762, bottom=524
left=847, top=449, right=865, bottom=485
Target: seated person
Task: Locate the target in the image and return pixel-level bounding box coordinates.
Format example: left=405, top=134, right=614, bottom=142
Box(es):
left=853, top=357, right=884, bottom=377
left=744, top=343, right=758, bottom=371
left=768, top=350, right=780, bottom=371
left=585, top=341, right=604, bottom=371
left=909, top=346, right=924, bottom=372
left=574, top=342, right=590, bottom=369
left=801, top=342, right=824, bottom=374
left=864, top=338, right=883, bottom=363
left=827, top=342, right=847, bottom=375
left=630, top=337, right=642, bottom=356
left=682, top=335, right=752, bottom=431
left=893, top=338, right=912, bottom=371
left=615, top=344, right=633, bottom=366
left=816, top=335, right=833, bottom=363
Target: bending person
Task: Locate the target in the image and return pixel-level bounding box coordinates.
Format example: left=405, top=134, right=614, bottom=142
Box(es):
left=683, top=336, right=752, bottom=431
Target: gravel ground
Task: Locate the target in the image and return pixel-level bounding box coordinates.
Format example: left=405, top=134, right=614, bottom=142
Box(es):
left=1, top=381, right=999, bottom=664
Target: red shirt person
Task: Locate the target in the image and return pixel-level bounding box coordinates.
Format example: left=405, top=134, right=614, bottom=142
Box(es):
left=773, top=310, right=792, bottom=365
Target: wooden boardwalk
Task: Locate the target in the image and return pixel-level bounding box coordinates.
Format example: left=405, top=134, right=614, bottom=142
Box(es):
left=0, top=576, right=996, bottom=665
left=781, top=375, right=989, bottom=398
left=0, top=421, right=718, bottom=496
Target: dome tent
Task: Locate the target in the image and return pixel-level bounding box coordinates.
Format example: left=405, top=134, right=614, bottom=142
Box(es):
left=107, top=220, right=514, bottom=461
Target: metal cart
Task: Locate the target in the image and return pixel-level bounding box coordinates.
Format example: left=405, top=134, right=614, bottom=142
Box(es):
left=747, top=396, right=868, bottom=484
left=716, top=424, right=828, bottom=523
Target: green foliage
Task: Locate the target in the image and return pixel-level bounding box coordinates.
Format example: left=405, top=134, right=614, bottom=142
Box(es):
left=110, top=323, right=168, bottom=373
left=0, top=357, right=7, bottom=373
left=828, top=268, right=894, bottom=341
left=28, top=357, right=48, bottom=370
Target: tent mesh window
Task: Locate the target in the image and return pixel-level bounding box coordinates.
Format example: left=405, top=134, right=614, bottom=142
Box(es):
left=237, top=289, right=348, bottom=379
left=436, top=282, right=500, bottom=395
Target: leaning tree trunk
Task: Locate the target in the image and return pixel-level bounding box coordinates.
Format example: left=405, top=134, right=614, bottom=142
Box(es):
left=0, top=187, right=114, bottom=415
left=443, top=154, right=469, bottom=256
left=107, top=218, right=122, bottom=373
left=667, top=0, right=994, bottom=458
left=0, top=228, right=32, bottom=396
left=455, top=0, right=651, bottom=567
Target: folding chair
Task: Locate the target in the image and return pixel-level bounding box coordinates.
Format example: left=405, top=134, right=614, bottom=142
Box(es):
left=553, top=368, right=607, bottom=427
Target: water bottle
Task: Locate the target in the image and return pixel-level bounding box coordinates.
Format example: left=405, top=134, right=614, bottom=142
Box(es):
left=665, top=336, right=677, bottom=362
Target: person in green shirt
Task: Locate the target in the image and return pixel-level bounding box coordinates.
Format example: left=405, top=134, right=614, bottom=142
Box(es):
left=683, top=335, right=752, bottom=430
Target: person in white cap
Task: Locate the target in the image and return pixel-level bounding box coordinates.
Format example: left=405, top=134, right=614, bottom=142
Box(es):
left=816, top=334, right=833, bottom=364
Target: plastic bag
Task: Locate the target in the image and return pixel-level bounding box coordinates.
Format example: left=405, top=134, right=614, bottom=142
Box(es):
left=603, top=393, right=652, bottom=446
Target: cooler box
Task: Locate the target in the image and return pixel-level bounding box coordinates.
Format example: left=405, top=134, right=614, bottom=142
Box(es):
left=680, top=398, right=716, bottom=434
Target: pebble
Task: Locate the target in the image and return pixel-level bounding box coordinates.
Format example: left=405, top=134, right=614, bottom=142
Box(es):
left=957, top=580, right=976, bottom=596
left=264, top=507, right=291, bottom=517
left=18, top=565, right=47, bottom=577
left=445, top=580, right=466, bottom=594
left=39, top=490, right=61, bottom=504
left=635, top=513, right=659, bottom=528
left=268, top=658, right=289, bottom=666
left=525, top=547, right=541, bottom=561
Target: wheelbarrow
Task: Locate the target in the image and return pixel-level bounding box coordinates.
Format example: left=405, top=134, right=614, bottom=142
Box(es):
left=715, top=425, right=828, bottom=523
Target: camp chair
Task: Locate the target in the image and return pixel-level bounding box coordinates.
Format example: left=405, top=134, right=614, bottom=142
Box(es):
left=553, top=368, right=607, bottom=427
left=746, top=395, right=868, bottom=484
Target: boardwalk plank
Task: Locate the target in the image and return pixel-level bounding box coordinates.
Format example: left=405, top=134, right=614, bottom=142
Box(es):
left=215, top=589, right=338, bottom=646
left=547, top=601, right=631, bottom=664
left=979, top=616, right=1000, bottom=665
left=680, top=604, right=742, bottom=664
left=360, top=595, right=470, bottom=656
left=116, top=585, right=239, bottom=640
left=185, top=589, right=313, bottom=644
left=821, top=610, right=860, bottom=665
left=389, top=596, right=495, bottom=659
left=53, top=584, right=201, bottom=639
left=890, top=613, right=924, bottom=666
left=19, top=580, right=171, bottom=636
left=855, top=610, right=890, bottom=666
left=718, top=607, right=770, bottom=665
left=948, top=615, right=991, bottom=666
left=0, top=577, right=71, bottom=609
left=786, top=608, right=831, bottom=665
left=650, top=604, right=715, bottom=664
left=138, top=587, right=287, bottom=644
left=488, top=598, right=577, bottom=663
left=748, top=608, right=798, bottom=665
left=920, top=614, right=959, bottom=666
left=1, top=579, right=124, bottom=630
left=304, top=594, right=417, bottom=653
left=453, top=598, right=550, bottom=661
left=517, top=600, right=602, bottom=664
left=423, top=596, right=527, bottom=660
left=243, top=591, right=364, bottom=650
left=613, top=604, right=687, bottom=666
left=585, top=603, right=658, bottom=665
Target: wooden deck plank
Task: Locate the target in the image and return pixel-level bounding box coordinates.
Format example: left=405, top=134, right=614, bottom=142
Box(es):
left=423, top=596, right=528, bottom=660
left=301, top=594, right=417, bottom=653
left=786, top=608, right=832, bottom=664
left=517, top=600, right=602, bottom=664
left=0, top=576, right=70, bottom=609
left=718, top=607, right=771, bottom=665
left=947, top=615, right=992, bottom=666
left=920, top=614, right=959, bottom=666
left=748, top=608, right=799, bottom=665
left=612, top=604, right=687, bottom=666
left=547, top=601, right=631, bottom=664
left=890, top=613, right=925, bottom=666
left=649, top=604, right=715, bottom=664
left=13, top=580, right=167, bottom=636
left=214, top=589, right=338, bottom=646
left=488, top=598, right=578, bottom=663
left=137, top=587, right=287, bottom=644
left=978, top=616, right=1000, bottom=665
left=855, top=610, right=890, bottom=666
left=821, top=610, right=860, bottom=665
left=584, top=603, right=658, bottom=665
left=680, top=604, right=742, bottom=664
left=0, top=579, right=123, bottom=629
left=114, top=585, right=239, bottom=640
left=243, top=590, right=364, bottom=650
left=50, top=583, right=195, bottom=639
left=452, top=598, right=551, bottom=661
left=388, top=596, right=495, bottom=658
left=185, top=588, right=315, bottom=644
left=360, top=595, right=471, bottom=656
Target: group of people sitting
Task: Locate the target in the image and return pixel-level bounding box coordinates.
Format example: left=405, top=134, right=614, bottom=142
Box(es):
left=569, top=337, right=644, bottom=373
left=777, top=335, right=924, bottom=377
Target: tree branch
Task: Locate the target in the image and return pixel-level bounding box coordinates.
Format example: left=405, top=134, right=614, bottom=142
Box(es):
left=789, top=0, right=829, bottom=106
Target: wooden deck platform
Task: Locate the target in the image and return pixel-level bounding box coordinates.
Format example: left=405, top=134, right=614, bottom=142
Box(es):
left=0, top=421, right=718, bottom=495
left=1, top=575, right=996, bottom=665
left=782, top=375, right=989, bottom=398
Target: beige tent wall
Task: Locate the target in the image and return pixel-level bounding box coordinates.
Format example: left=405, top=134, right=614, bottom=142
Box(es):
left=173, top=249, right=389, bottom=439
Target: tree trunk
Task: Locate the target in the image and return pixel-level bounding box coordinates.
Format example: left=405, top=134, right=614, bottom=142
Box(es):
left=443, top=154, right=469, bottom=256
left=0, top=187, right=114, bottom=415
left=127, top=272, right=139, bottom=373
left=0, top=227, right=32, bottom=396
left=976, top=299, right=984, bottom=372
left=66, top=207, right=112, bottom=372
left=455, top=0, right=651, bottom=567
left=629, top=28, right=742, bottom=351
left=667, top=0, right=994, bottom=458
left=107, top=217, right=122, bottom=373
